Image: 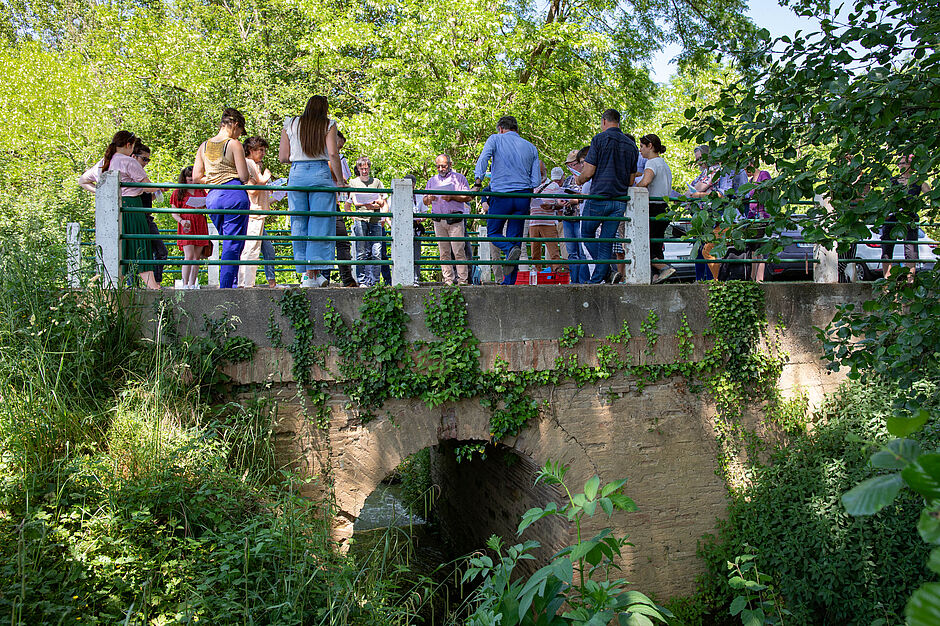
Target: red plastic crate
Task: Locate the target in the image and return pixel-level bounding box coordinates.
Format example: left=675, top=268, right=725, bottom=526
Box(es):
left=513, top=270, right=571, bottom=285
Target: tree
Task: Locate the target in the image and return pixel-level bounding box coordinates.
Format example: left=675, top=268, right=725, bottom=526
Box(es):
left=678, top=1, right=940, bottom=620
left=0, top=0, right=758, bottom=225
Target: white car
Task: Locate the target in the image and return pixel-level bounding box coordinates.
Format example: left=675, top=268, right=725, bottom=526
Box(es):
left=850, top=227, right=937, bottom=280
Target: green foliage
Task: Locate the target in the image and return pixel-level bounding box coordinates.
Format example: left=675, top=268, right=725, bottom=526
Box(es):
left=322, top=285, right=537, bottom=450
left=274, top=288, right=331, bottom=427
left=641, top=309, right=660, bottom=363
left=560, top=324, right=584, bottom=349
left=726, top=553, right=791, bottom=625
left=395, top=447, right=436, bottom=519
left=462, top=461, right=672, bottom=625
left=823, top=269, right=939, bottom=422
left=0, top=0, right=762, bottom=253
left=159, top=300, right=258, bottom=394
left=676, top=0, right=940, bottom=268
left=0, top=242, right=416, bottom=625
left=689, top=381, right=936, bottom=625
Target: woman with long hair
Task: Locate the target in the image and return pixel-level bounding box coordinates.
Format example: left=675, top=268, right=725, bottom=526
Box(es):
left=170, top=166, right=211, bottom=289
left=279, top=95, right=347, bottom=287
left=78, top=130, right=161, bottom=289
left=636, top=134, right=675, bottom=284
left=192, top=108, right=249, bottom=289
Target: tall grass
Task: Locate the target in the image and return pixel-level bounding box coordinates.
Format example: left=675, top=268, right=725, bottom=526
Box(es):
left=0, top=237, right=435, bottom=625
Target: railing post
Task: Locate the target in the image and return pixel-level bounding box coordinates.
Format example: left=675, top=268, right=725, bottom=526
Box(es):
left=390, top=178, right=415, bottom=286
left=814, top=245, right=838, bottom=283
left=624, top=186, right=651, bottom=285
left=66, top=222, right=81, bottom=288
left=94, top=170, right=121, bottom=289
left=478, top=225, right=494, bottom=283
left=813, top=194, right=839, bottom=283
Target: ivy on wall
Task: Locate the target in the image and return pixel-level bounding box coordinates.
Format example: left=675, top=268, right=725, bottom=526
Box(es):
left=270, top=281, right=795, bottom=472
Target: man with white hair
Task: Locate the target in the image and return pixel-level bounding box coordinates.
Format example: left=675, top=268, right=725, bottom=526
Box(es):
left=529, top=165, right=564, bottom=273
left=424, top=154, right=472, bottom=285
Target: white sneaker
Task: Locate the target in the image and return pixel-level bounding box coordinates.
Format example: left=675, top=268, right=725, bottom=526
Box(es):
left=301, top=277, right=317, bottom=288
left=313, top=274, right=327, bottom=287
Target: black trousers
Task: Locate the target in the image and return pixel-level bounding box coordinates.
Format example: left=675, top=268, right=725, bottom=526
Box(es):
left=335, top=215, right=356, bottom=286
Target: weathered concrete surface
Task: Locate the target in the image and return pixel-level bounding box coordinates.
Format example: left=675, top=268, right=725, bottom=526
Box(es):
left=141, top=283, right=872, bottom=599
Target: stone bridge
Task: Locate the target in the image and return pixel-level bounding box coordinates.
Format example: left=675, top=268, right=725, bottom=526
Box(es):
left=146, top=283, right=869, bottom=599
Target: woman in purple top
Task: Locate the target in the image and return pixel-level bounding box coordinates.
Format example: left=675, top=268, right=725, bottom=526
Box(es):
left=745, top=164, right=772, bottom=282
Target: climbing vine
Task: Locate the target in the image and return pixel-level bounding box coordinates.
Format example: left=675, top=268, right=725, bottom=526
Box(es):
left=271, top=289, right=330, bottom=427
left=701, top=281, right=788, bottom=482
left=266, top=282, right=792, bottom=475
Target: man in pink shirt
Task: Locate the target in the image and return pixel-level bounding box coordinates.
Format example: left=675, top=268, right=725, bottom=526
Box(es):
left=424, top=154, right=472, bottom=285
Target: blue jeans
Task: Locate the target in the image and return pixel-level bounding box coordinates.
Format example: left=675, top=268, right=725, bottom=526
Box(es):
left=207, top=181, right=250, bottom=289
left=353, top=220, right=384, bottom=286
left=487, top=193, right=530, bottom=285
left=260, top=239, right=276, bottom=282
left=563, top=219, right=588, bottom=284
left=580, top=199, right=626, bottom=284
left=288, top=160, right=336, bottom=274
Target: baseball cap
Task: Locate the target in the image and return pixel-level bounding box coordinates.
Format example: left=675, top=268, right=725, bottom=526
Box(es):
left=550, top=166, right=565, bottom=180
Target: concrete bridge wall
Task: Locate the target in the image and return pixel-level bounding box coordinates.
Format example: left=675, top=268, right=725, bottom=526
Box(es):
left=147, top=283, right=870, bottom=599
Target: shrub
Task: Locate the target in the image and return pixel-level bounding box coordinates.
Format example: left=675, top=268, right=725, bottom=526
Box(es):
left=682, top=380, right=936, bottom=625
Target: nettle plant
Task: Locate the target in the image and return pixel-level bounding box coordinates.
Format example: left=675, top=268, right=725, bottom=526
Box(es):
left=461, top=461, right=672, bottom=626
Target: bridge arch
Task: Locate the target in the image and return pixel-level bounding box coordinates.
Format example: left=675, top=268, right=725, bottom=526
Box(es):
left=328, top=395, right=594, bottom=547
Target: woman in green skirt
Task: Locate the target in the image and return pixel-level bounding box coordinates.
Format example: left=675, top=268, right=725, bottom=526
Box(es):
left=79, top=130, right=161, bottom=289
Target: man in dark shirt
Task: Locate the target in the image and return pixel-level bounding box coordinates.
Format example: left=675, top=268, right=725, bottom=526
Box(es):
left=575, top=109, right=638, bottom=283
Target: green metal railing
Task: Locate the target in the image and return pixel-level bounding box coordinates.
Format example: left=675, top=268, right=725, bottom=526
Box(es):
left=75, top=176, right=936, bottom=288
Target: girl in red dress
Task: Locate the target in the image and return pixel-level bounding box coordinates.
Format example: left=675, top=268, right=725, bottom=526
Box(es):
left=170, top=166, right=211, bottom=289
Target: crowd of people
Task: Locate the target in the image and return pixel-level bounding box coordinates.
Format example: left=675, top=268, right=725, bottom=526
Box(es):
left=78, top=97, right=926, bottom=289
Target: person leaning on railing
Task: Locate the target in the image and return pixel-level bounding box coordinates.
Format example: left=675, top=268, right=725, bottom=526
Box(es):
left=687, top=144, right=721, bottom=281
left=78, top=130, right=161, bottom=290
left=701, top=158, right=748, bottom=280
left=333, top=131, right=358, bottom=287
left=744, top=162, right=773, bottom=283
left=132, top=142, right=168, bottom=285
left=561, top=147, right=591, bottom=284
left=279, top=95, right=347, bottom=288
left=575, top=108, right=638, bottom=284
left=472, top=115, right=541, bottom=285
left=238, top=136, right=279, bottom=288
left=192, top=108, right=250, bottom=289
left=529, top=166, right=565, bottom=273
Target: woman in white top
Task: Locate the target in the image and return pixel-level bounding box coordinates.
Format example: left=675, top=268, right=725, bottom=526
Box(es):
left=636, top=134, right=675, bottom=284
left=279, top=95, right=347, bottom=288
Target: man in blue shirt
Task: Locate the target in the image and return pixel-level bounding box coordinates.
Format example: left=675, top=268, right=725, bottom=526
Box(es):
left=575, top=109, right=638, bottom=284
left=473, top=115, right=541, bottom=285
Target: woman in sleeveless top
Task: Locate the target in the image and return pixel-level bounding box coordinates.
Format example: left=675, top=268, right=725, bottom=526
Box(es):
left=192, top=108, right=249, bottom=289
left=78, top=130, right=161, bottom=289
left=279, top=95, right=347, bottom=287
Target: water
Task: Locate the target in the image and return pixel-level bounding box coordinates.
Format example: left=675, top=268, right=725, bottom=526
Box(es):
left=350, top=482, right=468, bottom=624
left=354, top=481, right=427, bottom=531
